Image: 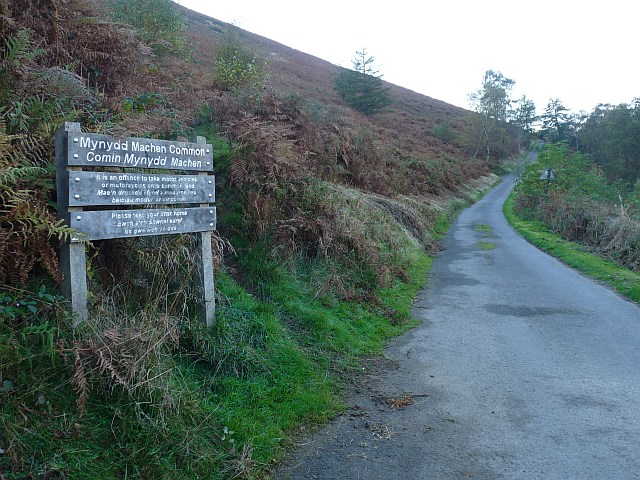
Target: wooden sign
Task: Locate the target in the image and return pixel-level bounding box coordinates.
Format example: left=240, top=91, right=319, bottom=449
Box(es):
left=56, top=123, right=216, bottom=327
left=67, top=207, right=217, bottom=240
left=67, top=171, right=215, bottom=207
left=66, top=132, right=214, bottom=171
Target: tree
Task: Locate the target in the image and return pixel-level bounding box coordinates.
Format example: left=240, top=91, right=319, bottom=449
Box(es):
left=541, top=98, right=570, bottom=142
left=565, top=111, right=587, bottom=151
left=578, top=102, right=640, bottom=185
left=334, top=49, right=392, bottom=115
left=467, top=70, right=516, bottom=163
left=469, top=70, right=514, bottom=122
left=513, top=96, right=537, bottom=133
left=513, top=95, right=537, bottom=149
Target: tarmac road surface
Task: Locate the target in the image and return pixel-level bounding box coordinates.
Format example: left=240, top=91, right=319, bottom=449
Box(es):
left=275, top=175, right=640, bottom=480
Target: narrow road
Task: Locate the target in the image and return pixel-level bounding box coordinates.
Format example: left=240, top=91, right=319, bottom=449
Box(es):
left=276, top=176, right=640, bottom=480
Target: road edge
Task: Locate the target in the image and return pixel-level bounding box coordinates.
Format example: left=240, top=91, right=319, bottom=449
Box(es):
left=503, top=190, right=640, bottom=305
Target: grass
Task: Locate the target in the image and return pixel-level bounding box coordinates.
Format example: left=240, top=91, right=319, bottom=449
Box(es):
left=474, top=224, right=497, bottom=250
left=0, top=272, right=341, bottom=479
left=1, top=164, right=496, bottom=479
left=504, top=192, right=640, bottom=304
left=473, top=224, right=494, bottom=235
left=0, top=219, right=435, bottom=480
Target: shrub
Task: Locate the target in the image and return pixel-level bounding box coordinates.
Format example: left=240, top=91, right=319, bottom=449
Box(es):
left=107, top=0, right=189, bottom=57
left=433, top=123, right=458, bottom=144
left=213, top=26, right=269, bottom=95
left=514, top=143, right=640, bottom=270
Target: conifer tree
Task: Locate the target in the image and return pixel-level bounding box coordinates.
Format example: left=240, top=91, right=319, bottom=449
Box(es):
left=334, top=49, right=392, bottom=115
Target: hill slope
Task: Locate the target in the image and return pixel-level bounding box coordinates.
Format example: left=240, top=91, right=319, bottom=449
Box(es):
left=179, top=3, right=482, bottom=167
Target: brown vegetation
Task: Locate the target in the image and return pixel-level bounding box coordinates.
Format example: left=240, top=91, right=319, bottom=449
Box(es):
left=516, top=193, right=640, bottom=270
left=0, top=0, right=514, bottom=291
left=0, top=0, right=514, bottom=302
left=179, top=1, right=492, bottom=174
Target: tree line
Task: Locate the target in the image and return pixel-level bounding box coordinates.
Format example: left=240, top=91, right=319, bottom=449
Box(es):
left=467, top=69, right=639, bottom=190
left=324, top=48, right=640, bottom=191
left=543, top=99, right=640, bottom=188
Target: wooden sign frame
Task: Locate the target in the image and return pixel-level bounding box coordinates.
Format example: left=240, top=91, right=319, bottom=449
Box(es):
left=55, top=122, right=216, bottom=327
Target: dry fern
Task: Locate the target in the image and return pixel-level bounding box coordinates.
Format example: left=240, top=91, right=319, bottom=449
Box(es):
left=3, top=0, right=147, bottom=94
left=228, top=113, right=301, bottom=190
left=67, top=310, right=183, bottom=418
left=71, top=346, right=89, bottom=415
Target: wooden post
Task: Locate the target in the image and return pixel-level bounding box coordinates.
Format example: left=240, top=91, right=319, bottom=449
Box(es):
left=194, top=135, right=216, bottom=327
left=55, top=122, right=88, bottom=323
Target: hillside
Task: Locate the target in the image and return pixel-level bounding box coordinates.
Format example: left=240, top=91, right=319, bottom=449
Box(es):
left=179, top=3, right=480, bottom=167
left=0, top=1, right=518, bottom=478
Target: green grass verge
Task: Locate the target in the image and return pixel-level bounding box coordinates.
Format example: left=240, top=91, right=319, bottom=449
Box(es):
left=0, top=239, right=433, bottom=480
left=504, top=192, right=640, bottom=304
left=0, top=266, right=414, bottom=479
left=1, top=172, right=495, bottom=479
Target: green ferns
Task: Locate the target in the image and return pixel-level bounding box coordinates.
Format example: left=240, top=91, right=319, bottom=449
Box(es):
left=0, top=125, right=72, bottom=285
left=2, top=28, right=46, bottom=70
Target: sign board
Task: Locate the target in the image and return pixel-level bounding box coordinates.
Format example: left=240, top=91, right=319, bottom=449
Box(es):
left=55, top=122, right=216, bottom=327
left=67, top=207, right=216, bottom=241
left=539, top=168, right=555, bottom=180
left=67, top=132, right=214, bottom=171
left=67, top=171, right=215, bottom=207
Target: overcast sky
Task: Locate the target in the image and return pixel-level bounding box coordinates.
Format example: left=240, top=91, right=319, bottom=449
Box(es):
left=176, top=0, right=638, bottom=115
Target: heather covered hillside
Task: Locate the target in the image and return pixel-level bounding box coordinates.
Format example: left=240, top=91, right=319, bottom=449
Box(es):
left=0, top=1, right=518, bottom=478
left=181, top=4, right=477, bottom=158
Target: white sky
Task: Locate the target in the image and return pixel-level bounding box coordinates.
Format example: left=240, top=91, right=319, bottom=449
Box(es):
left=176, top=0, right=639, bottom=115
